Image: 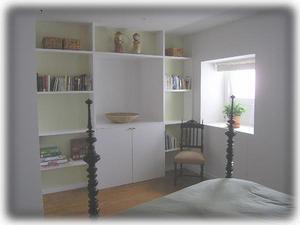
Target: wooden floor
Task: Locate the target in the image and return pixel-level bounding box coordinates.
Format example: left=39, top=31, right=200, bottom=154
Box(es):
left=43, top=170, right=202, bottom=218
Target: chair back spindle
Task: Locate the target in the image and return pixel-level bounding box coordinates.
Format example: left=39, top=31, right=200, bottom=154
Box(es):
left=180, top=120, right=204, bottom=151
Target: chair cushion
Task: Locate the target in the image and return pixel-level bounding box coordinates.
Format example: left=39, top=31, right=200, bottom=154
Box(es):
left=174, top=150, right=205, bottom=164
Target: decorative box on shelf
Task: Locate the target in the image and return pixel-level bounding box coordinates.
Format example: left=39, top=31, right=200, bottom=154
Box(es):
left=63, top=38, right=81, bottom=50
left=42, top=37, right=63, bottom=49
left=165, top=48, right=184, bottom=57
left=42, top=37, right=80, bottom=50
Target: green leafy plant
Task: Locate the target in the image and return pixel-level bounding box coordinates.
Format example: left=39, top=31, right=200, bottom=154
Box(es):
left=223, top=103, right=246, bottom=117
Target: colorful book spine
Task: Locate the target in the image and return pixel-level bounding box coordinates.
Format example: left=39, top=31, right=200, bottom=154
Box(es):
left=36, top=73, right=93, bottom=92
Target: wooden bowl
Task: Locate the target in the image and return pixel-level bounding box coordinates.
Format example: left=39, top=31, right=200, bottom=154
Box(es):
left=105, top=112, right=139, bottom=123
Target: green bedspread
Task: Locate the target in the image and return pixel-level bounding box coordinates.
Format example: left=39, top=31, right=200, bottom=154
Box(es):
left=117, top=178, right=293, bottom=218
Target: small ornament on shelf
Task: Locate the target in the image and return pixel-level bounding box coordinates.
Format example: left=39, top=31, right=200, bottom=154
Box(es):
left=114, top=31, right=124, bottom=53
left=132, top=32, right=141, bottom=54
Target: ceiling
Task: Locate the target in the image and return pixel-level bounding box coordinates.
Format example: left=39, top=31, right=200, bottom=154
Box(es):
left=35, top=7, right=260, bottom=35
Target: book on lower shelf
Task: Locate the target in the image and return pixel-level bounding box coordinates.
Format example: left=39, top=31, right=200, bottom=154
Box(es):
left=37, top=73, right=93, bottom=92
left=70, top=138, right=88, bottom=160
left=165, top=132, right=179, bottom=150
left=40, top=145, right=69, bottom=168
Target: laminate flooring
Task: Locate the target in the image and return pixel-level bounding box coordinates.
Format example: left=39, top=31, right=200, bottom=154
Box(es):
left=43, top=170, right=202, bottom=218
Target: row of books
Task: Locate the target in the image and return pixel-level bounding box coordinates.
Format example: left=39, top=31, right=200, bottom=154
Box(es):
left=40, top=146, right=68, bottom=167
left=37, top=73, right=93, bottom=92
left=165, top=74, right=192, bottom=90
left=165, top=133, right=179, bottom=150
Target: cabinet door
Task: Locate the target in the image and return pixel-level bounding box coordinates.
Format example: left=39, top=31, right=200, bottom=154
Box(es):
left=132, top=123, right=165, bottom=182
left=95, top=127, right=132, bottom=189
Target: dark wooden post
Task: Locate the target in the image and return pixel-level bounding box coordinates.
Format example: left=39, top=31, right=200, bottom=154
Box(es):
left=225, top=95, right=236, bottom=178
left=84, top=99, right=100, bottom=217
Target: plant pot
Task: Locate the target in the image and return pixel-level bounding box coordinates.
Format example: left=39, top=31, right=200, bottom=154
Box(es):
left=233, top=116, right=241, bottom=128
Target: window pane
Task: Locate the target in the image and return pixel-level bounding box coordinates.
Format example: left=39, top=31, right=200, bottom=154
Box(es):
left=229, top=69, right=255, bottom=99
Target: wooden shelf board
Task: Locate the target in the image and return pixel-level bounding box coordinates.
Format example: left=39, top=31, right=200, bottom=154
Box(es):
left=39, top=129, right=87, bottom=137
left=165, top=148, right=180, bottom=153
left=164, top=56, right=191, bottom=60
left=164, top=120, right=187, bottom=125
left=165, top=89, right=192, bottom=93
left=40, top=159, right=87, bottom=171
left=36, top=48, right=93, bottom=54
left=95, top=51, right=163, bottom=60
left=37, top=91, right=93, bottom=95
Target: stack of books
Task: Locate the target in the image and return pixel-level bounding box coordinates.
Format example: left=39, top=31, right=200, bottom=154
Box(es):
left=37, top=73, right=93, bottom=92
left=40, top=146, right=68, bottom=167
left=165, top=133, right=178, bottom=150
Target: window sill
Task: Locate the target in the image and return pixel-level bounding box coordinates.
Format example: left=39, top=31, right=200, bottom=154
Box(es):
left=205, top=122, right=254, bottom=135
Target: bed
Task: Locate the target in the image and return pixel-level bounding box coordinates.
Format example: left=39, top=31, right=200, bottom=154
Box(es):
left=83, top=96, right=293, bottom=218
left=118, top=178, right=292, bottom=218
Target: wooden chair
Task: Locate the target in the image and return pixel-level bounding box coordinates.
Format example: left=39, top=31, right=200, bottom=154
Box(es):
left=174, top=120, right=205, bottom=185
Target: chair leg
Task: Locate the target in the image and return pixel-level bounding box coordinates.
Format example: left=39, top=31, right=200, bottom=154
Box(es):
left=174, top=162, right=177, bottom=186
left=200, top=164, right=204, bottom=181
left=180, top=163, right=183, bottom=176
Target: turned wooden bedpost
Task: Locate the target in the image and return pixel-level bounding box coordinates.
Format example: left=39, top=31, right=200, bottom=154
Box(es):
left=84, top=99, right=100, bottom=217
left=225, top=95, right=236, bottom=178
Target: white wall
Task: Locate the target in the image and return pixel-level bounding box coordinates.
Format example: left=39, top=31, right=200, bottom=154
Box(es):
left=185, top=10, right=293, bottom=194
left=8, top=10, right=43, bottom=215
left=200, top=62, right=224, bottom=123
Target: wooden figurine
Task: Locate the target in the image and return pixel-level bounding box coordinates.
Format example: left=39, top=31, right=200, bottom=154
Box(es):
left=132, top=32, right=141, bottom=54
left=114, top=31, right=124, bottom=53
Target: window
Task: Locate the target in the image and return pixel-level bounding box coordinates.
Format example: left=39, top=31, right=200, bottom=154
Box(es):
left=222, top=69, right=256, bottom=127
left=201, top=55, right=255, bottom=134
left=225, top=69, right=255, bottom=99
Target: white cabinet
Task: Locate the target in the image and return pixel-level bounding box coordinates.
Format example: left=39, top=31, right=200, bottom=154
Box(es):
left=96, top=123, right=164, bottom=189
left=132, top=123, right=165, bottom=182
left=96, top=127, right=133, bottom=189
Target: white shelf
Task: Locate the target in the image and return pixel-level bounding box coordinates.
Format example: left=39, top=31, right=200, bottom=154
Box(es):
left=164, top=56, right=191, bottom=60
left=37, top=91, right=93, bottom=95
left=165, top=89, right=192, bottom=93
left=40, top=159, right=87, bottom=171
left=165, top=148, right=180, bottom=153
left=39, top=129, right=87, bottom=137
left=36, top=48, right=93, bottom=55
left=164, top=120, right=187, bottom=125
left=95, top=51, right=163, bottom=60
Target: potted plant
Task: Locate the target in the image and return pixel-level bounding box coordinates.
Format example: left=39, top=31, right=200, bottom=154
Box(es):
left=223, top=103, right=246, bottom=128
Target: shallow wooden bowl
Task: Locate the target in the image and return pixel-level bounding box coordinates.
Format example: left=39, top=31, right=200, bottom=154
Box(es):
left=105, top=112, right=139, bottom=123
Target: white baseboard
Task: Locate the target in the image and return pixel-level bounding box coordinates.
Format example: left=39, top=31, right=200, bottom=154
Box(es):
left=42, top=182, right=87, bottom=194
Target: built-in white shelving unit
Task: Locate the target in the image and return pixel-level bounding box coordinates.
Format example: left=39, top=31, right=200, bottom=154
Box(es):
left=36, top=21, right=193, bottom=192
left=36, top=21, right=94, bottom=193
